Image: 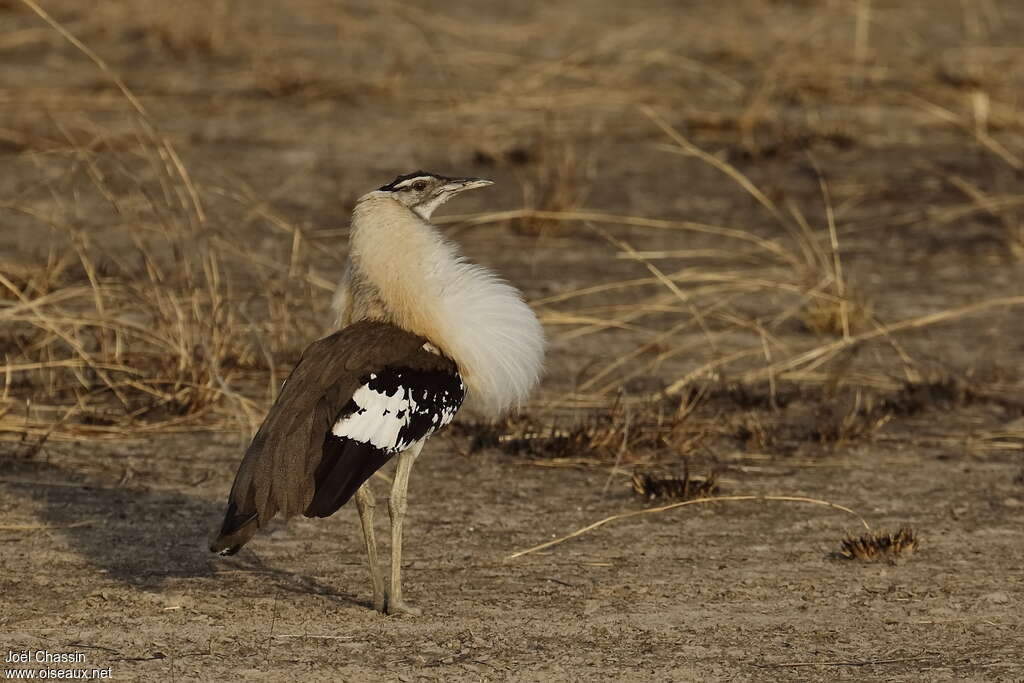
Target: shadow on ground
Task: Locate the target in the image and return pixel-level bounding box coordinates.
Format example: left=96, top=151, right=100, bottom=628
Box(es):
left=0, top=452, right=359, bottom=606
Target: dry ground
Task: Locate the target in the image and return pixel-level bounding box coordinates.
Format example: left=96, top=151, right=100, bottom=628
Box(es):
left=1, top=0, right=1023, bottom=680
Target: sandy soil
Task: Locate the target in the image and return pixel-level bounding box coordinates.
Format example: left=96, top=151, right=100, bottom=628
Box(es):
left=2, top=427, right=1023, bottom=681
left=2, top=0, right=1023, bottom=680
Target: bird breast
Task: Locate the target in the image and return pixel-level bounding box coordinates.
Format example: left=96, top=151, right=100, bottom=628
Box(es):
left=345, top=195, right=545, bottom=417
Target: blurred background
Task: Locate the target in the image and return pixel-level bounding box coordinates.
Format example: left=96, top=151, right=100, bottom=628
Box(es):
left=2, top=0, right=1023, bottom=439
left=1, top=0, right=1022, bottom=678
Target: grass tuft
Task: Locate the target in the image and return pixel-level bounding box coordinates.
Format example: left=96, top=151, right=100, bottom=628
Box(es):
left=631, top=465, right=719, bottom=501
left=801, top=291, right=874, bottom=337
left=839, top=528, right=919, bottom=563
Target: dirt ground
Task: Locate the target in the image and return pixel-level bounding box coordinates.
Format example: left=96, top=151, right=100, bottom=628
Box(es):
left=2, top=0, right=1023, bottom=680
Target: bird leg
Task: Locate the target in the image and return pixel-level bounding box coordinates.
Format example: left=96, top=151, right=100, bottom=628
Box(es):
left=354, top=482, right=386, bottom=613
left=386, top=439, right=424, bottom=616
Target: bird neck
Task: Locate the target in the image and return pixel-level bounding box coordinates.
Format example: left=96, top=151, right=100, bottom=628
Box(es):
left=344, top=196, right=450, bottom=336
left=336, top=195, right=545, bottom=417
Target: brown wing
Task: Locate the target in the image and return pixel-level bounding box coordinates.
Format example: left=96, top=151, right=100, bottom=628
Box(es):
left=209, top=320, right=456, bottom=554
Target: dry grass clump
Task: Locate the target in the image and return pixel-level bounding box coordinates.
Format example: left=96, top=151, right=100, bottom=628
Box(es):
left=880, top=375, right=979, bottom=416
left=631, top=465, right=719, bottom=501
left=811, top=392, right=892, bottom=446
left=458, top=393, right=707, bottom=465
left=642, top=106, right=876, bottom=343
left=839, top=528, right=919, bottom=563
left=1, top=236, right=285, bottom=441
left=1, top=206, right=328, bottom=443
left=801, top=290, right=874, bottom=336
left=1, top=136, right=321, bottom=444
left=725, top=373, right=1018, bottom=453
left=733, top=413, right=778, bottom=452
left=513, top=131, right=593, bottom=237
left=730, top=393, right=891, bottom=451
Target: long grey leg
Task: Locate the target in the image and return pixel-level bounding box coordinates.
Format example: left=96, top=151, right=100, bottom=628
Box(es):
left=387, top=439, right=425, bottom=616
left=354, top=482, right=386, bottom=612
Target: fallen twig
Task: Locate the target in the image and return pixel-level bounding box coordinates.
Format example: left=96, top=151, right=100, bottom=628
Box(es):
left=506, top=495, right=870, bottom=560
left=753, top=653, right=938, bottom=668
left=0, top=520, right=96, bottom=531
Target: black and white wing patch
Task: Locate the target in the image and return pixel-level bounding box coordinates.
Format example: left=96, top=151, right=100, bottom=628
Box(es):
left=335, top=366, right=464, bottom=454
left=304, top=363, right=464, bottom=517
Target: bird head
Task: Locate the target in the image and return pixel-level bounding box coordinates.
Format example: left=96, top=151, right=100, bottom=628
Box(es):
left=376, top=171, right=493, bottom=220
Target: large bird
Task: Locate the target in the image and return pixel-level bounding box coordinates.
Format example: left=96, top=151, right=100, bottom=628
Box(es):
left=210, top=171, right=545, bottom=615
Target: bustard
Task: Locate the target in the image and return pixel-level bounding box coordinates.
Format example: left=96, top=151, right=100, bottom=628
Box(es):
left=210, top=171, right=545, bottom=615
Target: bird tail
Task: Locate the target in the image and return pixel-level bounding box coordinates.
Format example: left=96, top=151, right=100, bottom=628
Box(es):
left=209, top=439, right=266, bottom=555
left=208, top=499, right=259, bottom=555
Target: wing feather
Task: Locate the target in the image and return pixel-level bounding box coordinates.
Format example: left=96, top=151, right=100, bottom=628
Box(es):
left=209, top=320, right=454, bottom=554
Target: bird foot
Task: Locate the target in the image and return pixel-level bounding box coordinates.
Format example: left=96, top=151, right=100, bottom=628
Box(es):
left=385, top=598, right=422, bottom=617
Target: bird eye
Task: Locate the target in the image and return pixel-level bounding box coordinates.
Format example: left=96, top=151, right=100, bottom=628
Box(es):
left=412, top=181, right=428, bottom=191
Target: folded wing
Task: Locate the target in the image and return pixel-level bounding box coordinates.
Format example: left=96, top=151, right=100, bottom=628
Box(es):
left=210, top=320, right=463, bottom=554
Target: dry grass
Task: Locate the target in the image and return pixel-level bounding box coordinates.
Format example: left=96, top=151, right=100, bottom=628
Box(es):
left=839, top=528, right=919, bottom=563
left=508, top=494, right=873, bottom=560
left=0, top=1, right=327, bottom=445
left=457, top=391, right=708, bottom=467
left=801, top=291, right=873, bottom=337
left=0, top=185, right=320, bottom=442
left=512, top=127, right=594, bottom=237
left=2, top=0, right=1023, bottom=467
left=465, top=364, right=1021, bottom=474
left=631, top=465, right=719, bottom=501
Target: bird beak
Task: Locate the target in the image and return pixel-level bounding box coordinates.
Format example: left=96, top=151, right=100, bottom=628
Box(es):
left=442, top=177, right=494, bottom=194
